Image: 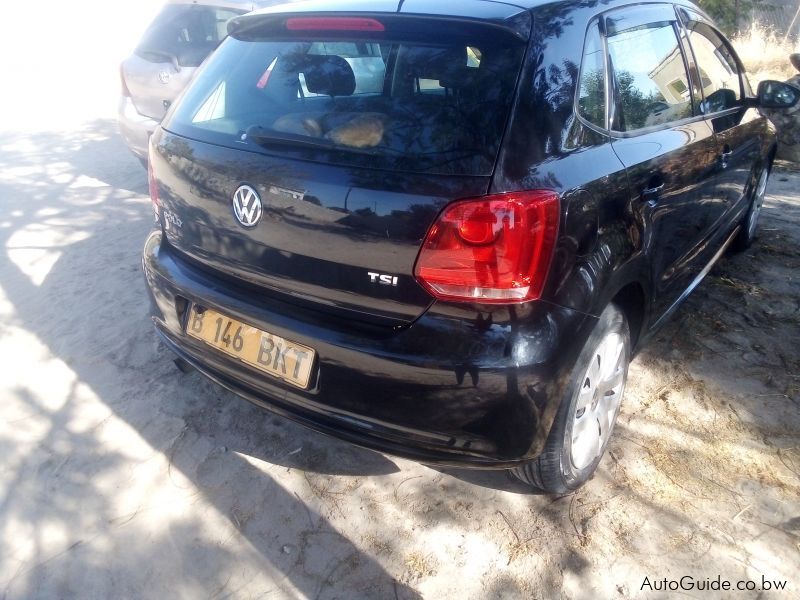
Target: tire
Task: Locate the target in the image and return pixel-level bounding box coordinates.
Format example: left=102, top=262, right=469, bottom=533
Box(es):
left=511, top=303, right=631, bottom=494
left=731, top=165, right=769, bottom=252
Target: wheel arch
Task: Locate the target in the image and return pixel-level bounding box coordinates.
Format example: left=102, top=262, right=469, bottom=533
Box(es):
left=766, top=143, right=778, bottom=171
left=611, top=281, right=647, bottom=350
left=592, top=257, right=652, bottom=352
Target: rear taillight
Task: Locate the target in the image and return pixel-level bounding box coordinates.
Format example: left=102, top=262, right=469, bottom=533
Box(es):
left=120, top=64, right=131, bottom=98
left=147, top=153, right=160, bottom=219
left=285, top=17, right=385, bottom=32
left=414, top=191, right=560, bottom=303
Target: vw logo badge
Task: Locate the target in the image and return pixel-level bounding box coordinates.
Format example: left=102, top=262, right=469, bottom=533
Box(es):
left=232, top=185, right=263, bottom=228
left=158, top=70, right=171, bottom=84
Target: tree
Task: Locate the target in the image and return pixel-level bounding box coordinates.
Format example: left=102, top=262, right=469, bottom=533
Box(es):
left=697, top=0, right=763, bottom=36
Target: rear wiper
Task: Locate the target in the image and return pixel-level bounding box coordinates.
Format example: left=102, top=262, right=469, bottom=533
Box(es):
left=136, top=48, right=182, bottom=72
left=244, top=126, right=335, bottom=150
left=244, top=126, right=379, bottom=155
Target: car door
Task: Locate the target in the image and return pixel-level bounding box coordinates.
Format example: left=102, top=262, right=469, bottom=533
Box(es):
left=603, top=4, right=720, bottom=318
left=679, top=10, right=764, bottom=233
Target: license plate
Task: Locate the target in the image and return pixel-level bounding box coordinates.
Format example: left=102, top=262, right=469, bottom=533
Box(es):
left=186, top=305, right=315, bottom=389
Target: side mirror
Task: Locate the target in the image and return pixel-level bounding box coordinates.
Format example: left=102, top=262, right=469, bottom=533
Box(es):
left=791, top=53, right=800, bottom=74
left=757, top=80, right=800, bottom=109
left=701, top=88, right=737, bottom=114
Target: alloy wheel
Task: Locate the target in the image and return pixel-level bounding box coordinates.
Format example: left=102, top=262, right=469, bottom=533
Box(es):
left=569, top=331, right=627, bottom=470
left=747, top=169, right=768, bottom=240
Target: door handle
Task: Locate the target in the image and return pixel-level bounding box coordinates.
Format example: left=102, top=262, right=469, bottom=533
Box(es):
left=642, top=183, right=664, bottom=196
left=642, top=180, right=664, bottom=208
left=720, top=146, right=733, bottom=169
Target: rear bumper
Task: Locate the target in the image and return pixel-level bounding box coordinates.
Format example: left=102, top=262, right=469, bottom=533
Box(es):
left=118, top=96, right=159, bottom=161
left=143, top=230, right=596, bottom=467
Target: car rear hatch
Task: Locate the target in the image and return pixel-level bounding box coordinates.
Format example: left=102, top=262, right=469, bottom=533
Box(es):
left=154, top=8, right=531, bottom=327
left=123, top=3, right=248, bottom=120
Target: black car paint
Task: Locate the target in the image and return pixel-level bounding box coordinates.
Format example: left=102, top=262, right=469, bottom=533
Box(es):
left=145, top=229, right=596, bottom=464
left=143, top=0, right=777, bottom=467
left=154, top=133, right=451, bottom=326
left=493, top=0, right=774, bottom=324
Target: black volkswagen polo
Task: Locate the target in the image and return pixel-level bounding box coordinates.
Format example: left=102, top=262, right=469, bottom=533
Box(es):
left=143, top=0, right=798, bottom=492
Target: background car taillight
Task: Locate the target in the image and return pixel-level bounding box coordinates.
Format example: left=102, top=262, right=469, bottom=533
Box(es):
left=120, top=64, right=131, bottom=98
left=414, top=191, right=560, bottom=303
left=147, top=152, right=160, bottom=220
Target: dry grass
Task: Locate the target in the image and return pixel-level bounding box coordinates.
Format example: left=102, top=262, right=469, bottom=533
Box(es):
left=403, top=551, right=436, bottom=581
left=621, top=364, right=800, bottom=510
left=732, top=23, right=800, bottom=84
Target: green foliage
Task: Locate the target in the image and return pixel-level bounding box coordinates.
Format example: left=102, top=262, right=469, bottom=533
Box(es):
left=578, top=68, right=605, bottom=126
left=697, top=0, right=763, bottom=36
left=579, top=69, right=667, bottom=130
left=616, top=72, right=664, bottom=130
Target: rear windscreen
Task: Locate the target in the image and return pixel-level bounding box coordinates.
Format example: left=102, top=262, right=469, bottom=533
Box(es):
left=163, top=33, right=526, bottom=175
left=136, top=5, right=246, bottom=67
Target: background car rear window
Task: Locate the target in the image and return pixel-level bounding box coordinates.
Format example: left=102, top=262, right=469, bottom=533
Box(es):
left=136, top=5, right=244, bottom=67
left=163, top=35, right=525, bottom=176
left=685, top=22, right=743, bottom=114
left=607, top=22, right=693, bottom=132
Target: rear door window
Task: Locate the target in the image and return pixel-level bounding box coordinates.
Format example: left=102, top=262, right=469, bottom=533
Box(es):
left=164, top=32, right=525, bottom=175
left=606, top=21, right=693, bottom=132
left=684, top=22, right=743, bottom=114
left=136, top=5, right=245, bottom=67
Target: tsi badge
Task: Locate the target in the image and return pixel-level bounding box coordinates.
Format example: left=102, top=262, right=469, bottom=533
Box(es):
left=368, top=271, right=399, bottom=286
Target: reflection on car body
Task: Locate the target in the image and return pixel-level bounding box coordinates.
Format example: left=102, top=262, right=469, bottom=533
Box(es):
left=142, top=0, right=799, bottom=493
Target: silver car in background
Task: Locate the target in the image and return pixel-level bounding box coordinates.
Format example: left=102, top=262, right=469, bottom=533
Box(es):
left=119, top=0, right=281, bottom=164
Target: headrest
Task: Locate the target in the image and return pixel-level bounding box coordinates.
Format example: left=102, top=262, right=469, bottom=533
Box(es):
left=404, top=47, right=468, bottom=83
left=439, top=67, right=482, bottom=90
left=301, top=54, right=356, bottom=97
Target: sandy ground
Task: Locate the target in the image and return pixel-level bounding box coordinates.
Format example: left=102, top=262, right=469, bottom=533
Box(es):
left=1, top=4, right=799, bottom=599
left=2, top=127, right=799, bottom=600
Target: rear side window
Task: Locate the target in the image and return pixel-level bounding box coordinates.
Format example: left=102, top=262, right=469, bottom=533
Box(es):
left=685, top=22, right=742, bottom=114
left=136, top=5, right=245, bottom=67
left=577, top=21, right=607, bottom=128
left=607, top=22, right=693, bottom=132
left=165, top=33, right=525, bottom=175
